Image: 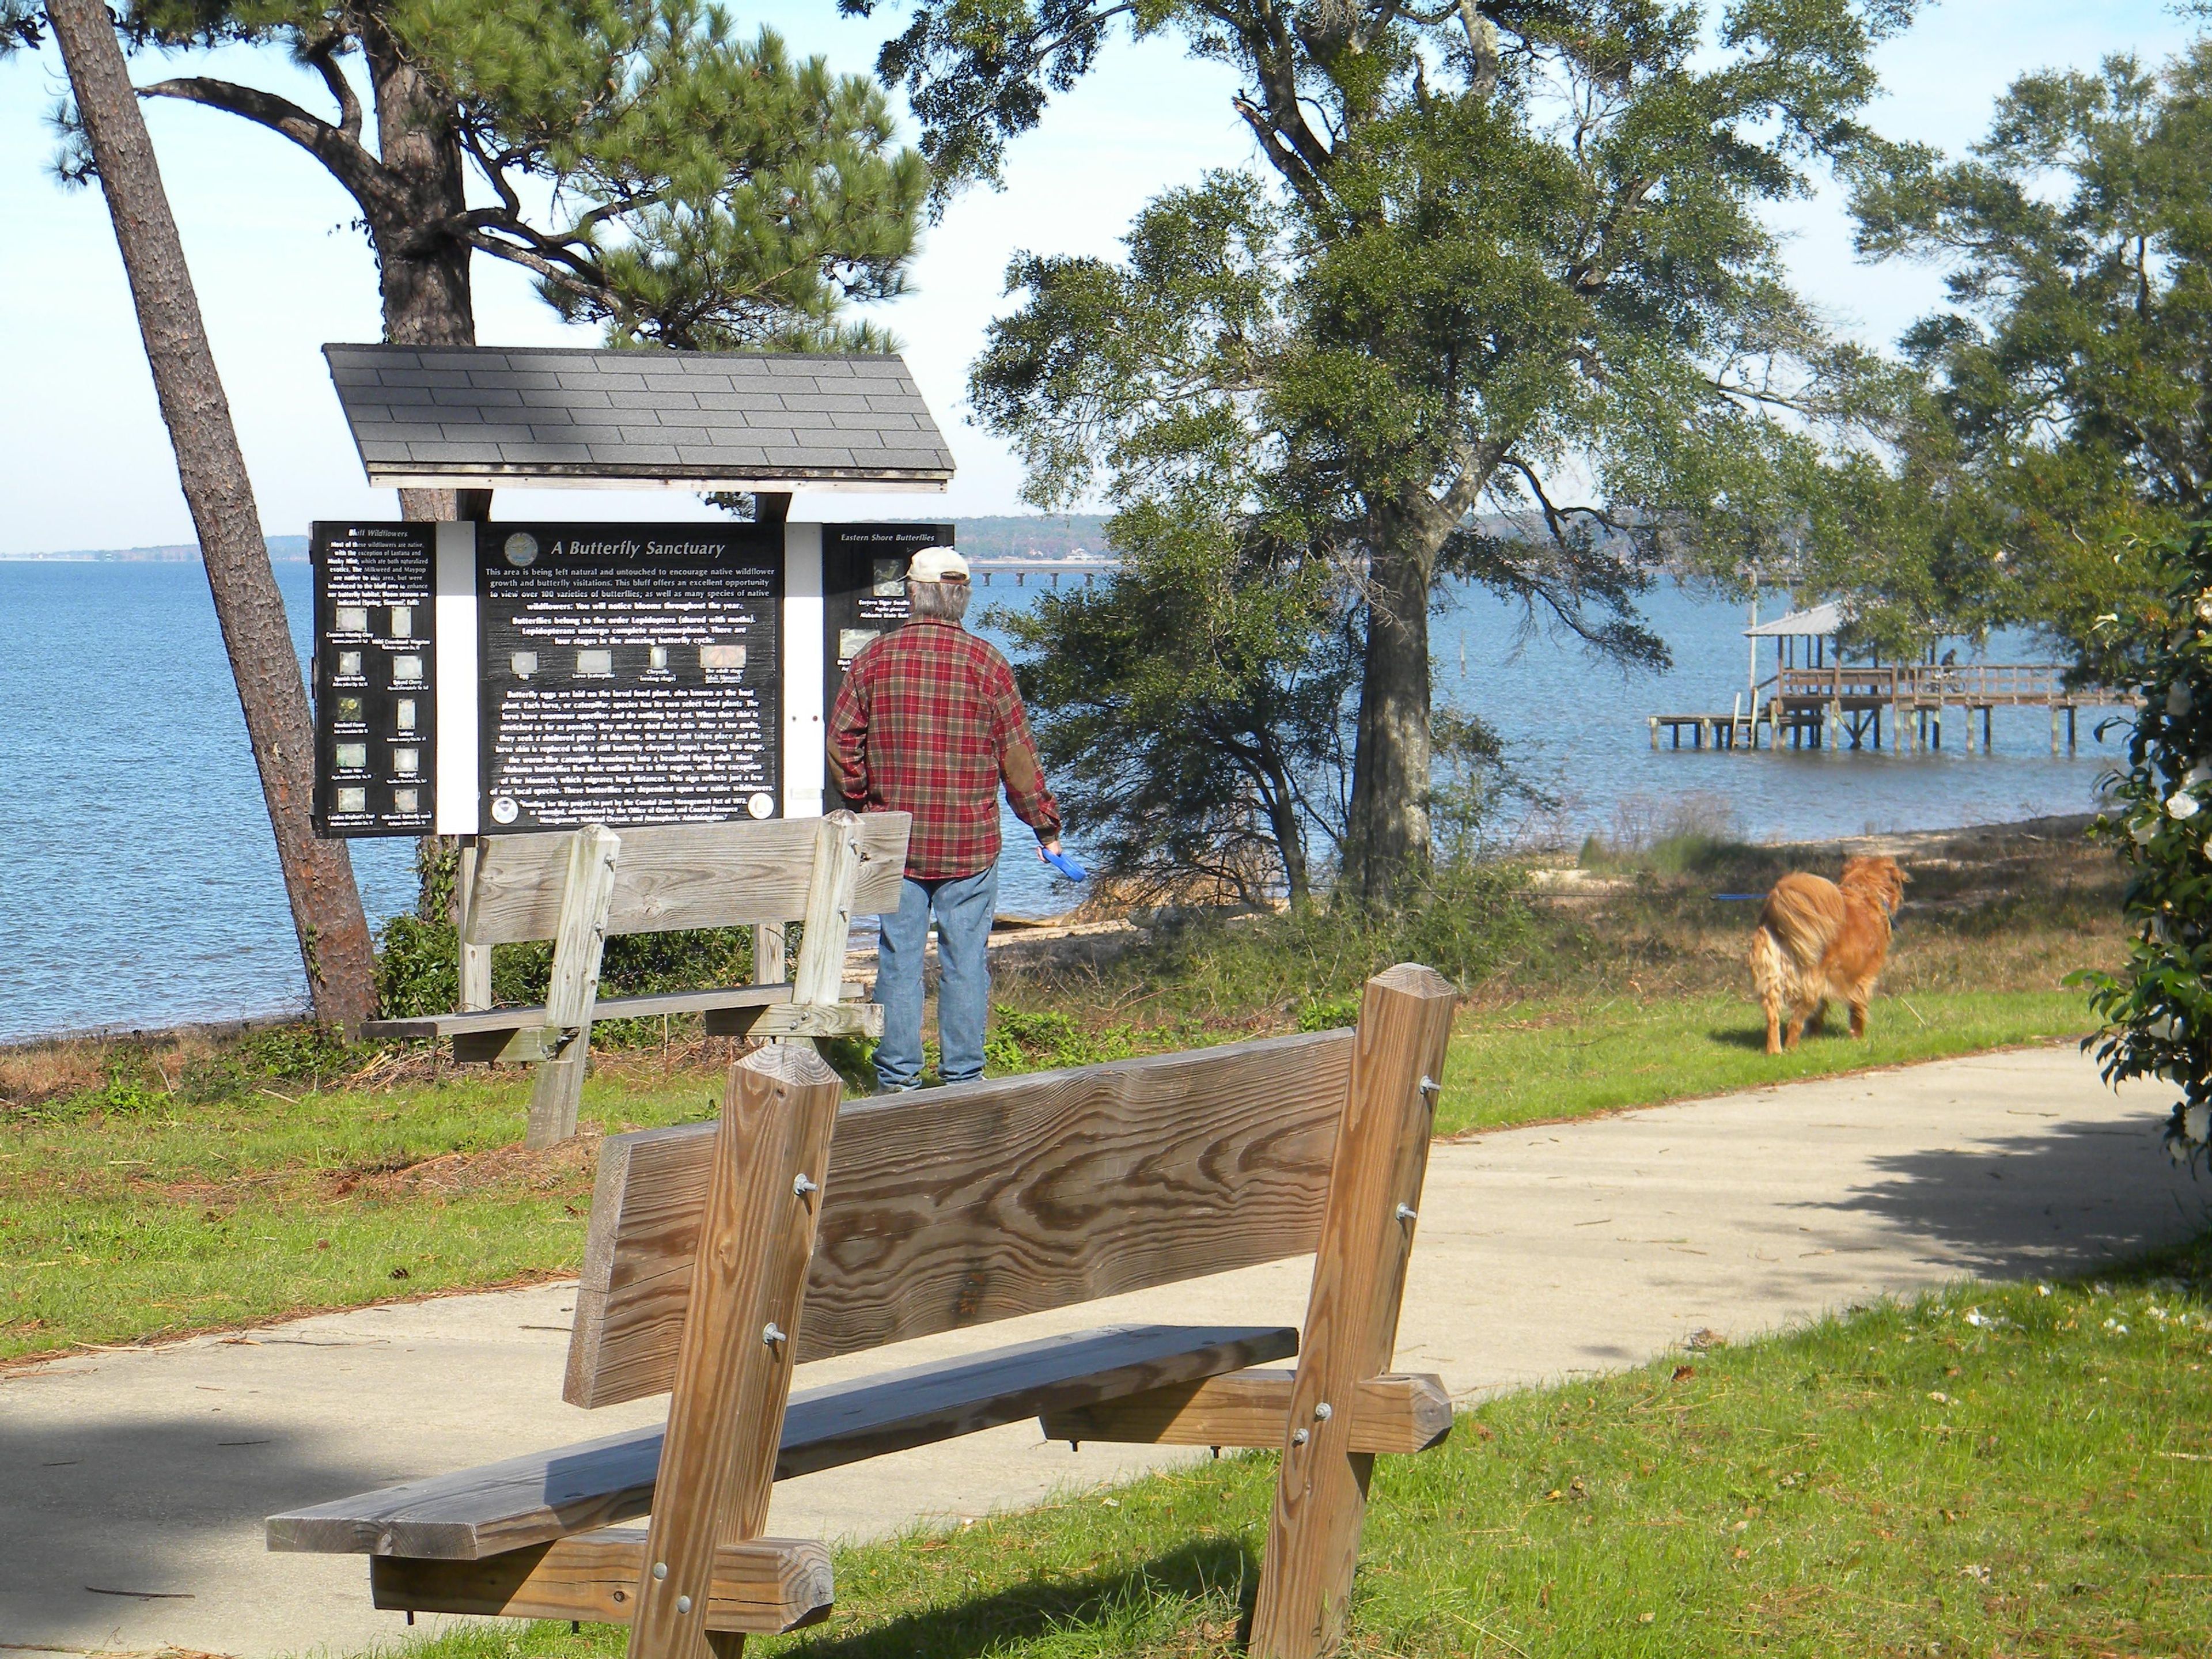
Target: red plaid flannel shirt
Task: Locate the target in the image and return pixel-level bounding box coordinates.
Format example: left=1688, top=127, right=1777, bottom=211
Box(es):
left=828, top=619, right=1062, bottom=880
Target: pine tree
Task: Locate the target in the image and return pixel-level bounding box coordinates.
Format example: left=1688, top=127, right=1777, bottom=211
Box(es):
left=3, top=0, right=929, bottom=518
left=36, top=0, right=378, bottom=1028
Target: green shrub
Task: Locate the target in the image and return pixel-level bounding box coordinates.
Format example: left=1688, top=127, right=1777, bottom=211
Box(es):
left=1109, top=856, right=1537, bottom=1020
left=2074, top=524, right=2212, bottom=1161
left=985, top=1006, right=1149, bottom=1073
left=22, top=1053, right=172, bottom=1124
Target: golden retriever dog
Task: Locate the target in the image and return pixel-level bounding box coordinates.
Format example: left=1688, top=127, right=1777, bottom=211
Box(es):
left=1749, top=854, right=1909, bottom=1055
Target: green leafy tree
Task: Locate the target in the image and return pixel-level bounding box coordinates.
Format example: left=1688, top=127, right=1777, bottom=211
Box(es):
left=1838, top=41, right=2212, bottom=670
left=887, top=0, right=1912, bottom=902
left=2, top=0, right=927, bottom=510
left=999, top=506, right=1358, bottom=907
left=2075, top=527, right=2212, bottom=1166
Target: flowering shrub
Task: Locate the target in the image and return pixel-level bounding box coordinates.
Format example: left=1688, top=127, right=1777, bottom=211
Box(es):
left=2078, top=529, right=2212, bottom=1164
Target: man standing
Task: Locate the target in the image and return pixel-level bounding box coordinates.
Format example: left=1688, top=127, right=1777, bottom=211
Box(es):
left=828, top=548, right=1063, bottom=1092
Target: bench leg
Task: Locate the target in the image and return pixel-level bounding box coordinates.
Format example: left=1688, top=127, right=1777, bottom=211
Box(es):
left=525, top=1047, right=590, bottom=1149
left=626, top=1043, right=843, bottom=1659
left=783, top=813, right=864, bottom=1055
left=457, top=838, right=494, bottom=1013
left=1249, top=964, right=1457, bottom=1659
left=523, top=825, right=621, bottom=1150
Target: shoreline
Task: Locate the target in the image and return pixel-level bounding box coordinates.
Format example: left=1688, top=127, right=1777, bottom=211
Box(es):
left=1, top=810, right=2099, bottom=1056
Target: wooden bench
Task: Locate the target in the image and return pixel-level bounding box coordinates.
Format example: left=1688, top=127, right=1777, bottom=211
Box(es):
left=274, top=963, right=1460, bottom=1657
left=362, top=811, right=910, bottom=1146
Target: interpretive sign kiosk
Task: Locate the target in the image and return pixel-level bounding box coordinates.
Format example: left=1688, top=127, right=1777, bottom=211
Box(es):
left=310, top=343, right=956, bottom=1097
left=309, top=343, right=956, bottom=839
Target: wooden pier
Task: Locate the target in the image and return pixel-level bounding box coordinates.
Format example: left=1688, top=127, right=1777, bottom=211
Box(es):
left=1653, top=661, right=2135, bottom=754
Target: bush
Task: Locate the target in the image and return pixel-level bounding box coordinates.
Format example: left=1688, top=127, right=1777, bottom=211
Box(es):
left=1577, top=792, right=1745, bottom=876
left=985, top=1006, right=1149, bottom=1072
left=21, top=1053, right=171, bottom=1124
left=1103, top=855, right=1537, bottom=1024
left=372, top=896, right=762, bottom=1051
left=2074, top=525, right=2212, bottom=1162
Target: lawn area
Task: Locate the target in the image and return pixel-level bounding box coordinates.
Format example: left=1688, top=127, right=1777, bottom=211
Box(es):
left=0, top=1065, right=714, bottom=1365
left=0, top=984, right=2095, bottom=1365
left=1438, top=988, right=2091, bottom=1137
left=0, top=815, right=2122, bottom=1363
left=373, top=1240, right=2212, bottom=1659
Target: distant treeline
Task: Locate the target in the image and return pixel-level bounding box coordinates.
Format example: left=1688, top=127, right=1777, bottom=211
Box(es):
left=18, top=518, right=1113, bottom=565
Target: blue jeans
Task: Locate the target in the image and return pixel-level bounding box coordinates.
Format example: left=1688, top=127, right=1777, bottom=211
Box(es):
left=873, top=865, right=998, bottom=1091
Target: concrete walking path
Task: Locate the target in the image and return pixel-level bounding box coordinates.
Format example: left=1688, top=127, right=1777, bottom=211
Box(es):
left=3, top=1046, right=2204, bottom=1657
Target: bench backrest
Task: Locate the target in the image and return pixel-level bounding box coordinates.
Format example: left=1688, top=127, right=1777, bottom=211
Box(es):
left=563, top=1027, right=1355, bottom=1407
left=464, top=816, right=911, bottom=948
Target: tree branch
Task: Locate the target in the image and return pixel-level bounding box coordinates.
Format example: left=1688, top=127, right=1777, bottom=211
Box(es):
left=139, top=74, right=393, bottom=210
left=300, top=34, right=361, bottom=143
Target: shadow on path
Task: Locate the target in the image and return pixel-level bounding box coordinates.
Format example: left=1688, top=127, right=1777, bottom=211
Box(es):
left=0, top=1407, right=383, bottom=1645
left=1805, top=1112, right=2211, bottom=1279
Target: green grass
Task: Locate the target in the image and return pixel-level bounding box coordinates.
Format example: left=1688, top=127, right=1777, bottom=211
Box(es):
left=1, top=988, right=2096, bottom=1365
left=1435, top=988, right=2093, bottom=1137
left=360, top=1243, right=2212, bottom=1658
left=0, top=1069, right=722, bottom=1364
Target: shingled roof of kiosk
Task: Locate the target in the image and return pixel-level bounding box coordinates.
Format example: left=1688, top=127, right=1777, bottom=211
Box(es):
left=323, top=343, right=954, bottom=491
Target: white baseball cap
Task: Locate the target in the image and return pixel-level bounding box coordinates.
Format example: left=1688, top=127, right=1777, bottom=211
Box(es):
left=907, top=548, right=969, bottom=584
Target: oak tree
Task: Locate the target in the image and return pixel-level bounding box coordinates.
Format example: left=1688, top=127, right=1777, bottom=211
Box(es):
left=880, top=0, right=1912, bottom=901
left=1835, top=40, right=2212, bottom=674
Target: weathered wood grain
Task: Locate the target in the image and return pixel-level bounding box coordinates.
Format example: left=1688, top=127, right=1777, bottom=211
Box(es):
left=457, top=838, right=492, bottom=1012
left=625, top=1046, right=842, bottom=1659
left=1039, top=1370, right=1452, bottom=1455
left=525, top=824, right=622, bottom=1149
left=751, top=923, right=786, bottom=987
left=369, top=1529, right=832, bottom=1634
left=1249, top=965, right=1456, bottom=1659
left=563, top=1029, right=1352, bottom=1409
left=706, top=1002, right=882, bottom=1040
left=464, top=816, right=909, bottom=946
left=266, top=1324, right=1295, bottom=1560
left=790, top=813, right=863, bottom=1012
left=365, top=982, right=868, bottom=1045
left=707, top=1042, right=843, bottom=1659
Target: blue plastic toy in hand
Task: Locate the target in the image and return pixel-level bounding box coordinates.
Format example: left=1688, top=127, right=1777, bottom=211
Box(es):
left=1042, top=847, right=1089, bottom=882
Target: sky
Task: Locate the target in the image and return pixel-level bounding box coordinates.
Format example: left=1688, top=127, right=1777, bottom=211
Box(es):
left=0, top=1, right=2198, bottom=555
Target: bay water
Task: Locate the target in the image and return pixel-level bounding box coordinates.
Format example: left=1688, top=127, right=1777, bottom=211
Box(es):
left=0, top=559, right=2118, bottom=1043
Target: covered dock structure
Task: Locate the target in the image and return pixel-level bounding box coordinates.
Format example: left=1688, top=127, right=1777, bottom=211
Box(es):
left=1649, top=603, right=2135, bottom=753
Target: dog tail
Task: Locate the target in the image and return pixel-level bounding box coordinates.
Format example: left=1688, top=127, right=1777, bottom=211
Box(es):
left=1749, top=918, right=1790, bottom=1018
left=1749, top=874, right=1842, bottom=1014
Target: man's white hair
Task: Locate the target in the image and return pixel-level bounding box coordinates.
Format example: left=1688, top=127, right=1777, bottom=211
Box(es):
left=909, top=577, right=971, bottom=623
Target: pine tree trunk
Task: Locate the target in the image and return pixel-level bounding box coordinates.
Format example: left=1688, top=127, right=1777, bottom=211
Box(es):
left=47, top=0, right=378, bottom=1029
left=1343, top=531, right=1435, bottom=907
left=359, top=14, right=478, bottom=525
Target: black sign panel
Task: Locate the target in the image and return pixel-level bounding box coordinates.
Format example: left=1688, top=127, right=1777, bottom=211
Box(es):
left=311, top=522, right=437, bottom=838
left=823, top=523, right=953, bottom=715
left=478, top=522, right=783, bottom=832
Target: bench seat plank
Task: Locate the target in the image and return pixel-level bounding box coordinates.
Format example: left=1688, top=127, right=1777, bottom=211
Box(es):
left=1040, top=1369, right=1454, bottom=1454
left=359, top=981, right=869, bottom=1043
left=267, top=1323, right=1296, bottom=1560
